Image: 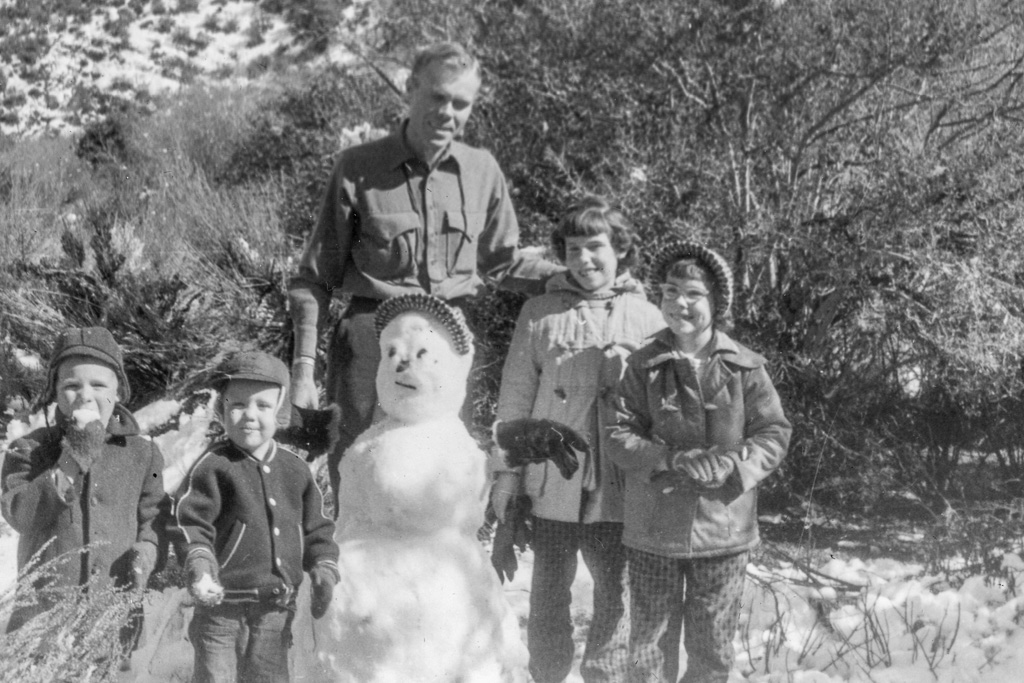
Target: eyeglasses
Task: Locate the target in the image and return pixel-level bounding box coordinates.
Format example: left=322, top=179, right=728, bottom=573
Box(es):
left=659, top=284, right=710, bottom=304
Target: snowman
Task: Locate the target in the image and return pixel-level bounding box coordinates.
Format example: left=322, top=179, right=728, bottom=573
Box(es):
left=311, top=293, right=527, bottom=682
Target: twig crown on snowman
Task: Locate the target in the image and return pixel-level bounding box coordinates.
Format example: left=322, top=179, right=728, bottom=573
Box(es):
left=373, top=293, right=475, bottom=424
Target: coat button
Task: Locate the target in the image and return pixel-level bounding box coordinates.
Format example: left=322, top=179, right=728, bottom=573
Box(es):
left=90, top=496, right=99, bottom=506
left=263, top=465, right=270, bottom=473
left=269, top=498, right=276, bottom=507
left=274, top=527, right=280, bottom=536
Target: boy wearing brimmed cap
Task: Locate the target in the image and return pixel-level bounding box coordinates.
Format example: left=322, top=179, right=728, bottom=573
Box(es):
left=608, top=242, right=791, bottom=683
left=171, top=351, right=339, bottom=683
left=1, top=326, right=166, bottom=641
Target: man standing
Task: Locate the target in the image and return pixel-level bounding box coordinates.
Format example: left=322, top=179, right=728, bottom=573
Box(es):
left=289, top=42, right=560, bottom=502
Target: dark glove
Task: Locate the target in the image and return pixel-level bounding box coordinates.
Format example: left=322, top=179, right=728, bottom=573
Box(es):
left=276, top=404, right=342, bottom=461
left=131, top=541, right=158, bottom=591
left=490, top=495, right=532, bottom=584
left=185, top=552, right=223, bottom=606
left=61, top=418, right=107, bottom=474
left=494, top=418, right=586, bottom=479
left=309, top=564, right=339, bottom=620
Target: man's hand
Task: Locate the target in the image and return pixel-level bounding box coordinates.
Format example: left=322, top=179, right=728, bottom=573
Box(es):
left=309, top=564, right=339, bottom=620
left=290, top=364, right=319, bottom=410
left=131, top=541, right=158, bottom=591
left=186, top=554, right=224, bottom=607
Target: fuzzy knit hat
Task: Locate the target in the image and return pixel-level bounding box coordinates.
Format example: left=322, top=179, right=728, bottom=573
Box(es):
left=374, top=293, right=474, bottom=356
left=652, top=239, right=734, bottom=317
left=43, top=326, right=130, bottom=405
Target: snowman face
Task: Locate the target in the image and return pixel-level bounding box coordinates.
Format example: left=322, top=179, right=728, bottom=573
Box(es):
left=376, top=312, right=472, bottom=423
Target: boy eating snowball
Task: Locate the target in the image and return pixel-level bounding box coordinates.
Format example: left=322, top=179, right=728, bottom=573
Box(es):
left=171, top=351, right=339, bottom=683
left=1, top=326, right=165, bottom=653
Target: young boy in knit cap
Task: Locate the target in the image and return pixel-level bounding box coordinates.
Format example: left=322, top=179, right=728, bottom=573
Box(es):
left=490, top=196, right=665, bottom=682
left=1, top=327, right=165, bottom=639
left=608, top=241, right=791, bottom=683
left=171, top=351, right=339, bottom=683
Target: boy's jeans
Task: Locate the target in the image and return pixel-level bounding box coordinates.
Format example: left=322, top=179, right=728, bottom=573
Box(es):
left=189, top=601, right=293, bottom=683
left=625, top=548, right=749, bottom=683
left=528, top=517, right=630, bottom=683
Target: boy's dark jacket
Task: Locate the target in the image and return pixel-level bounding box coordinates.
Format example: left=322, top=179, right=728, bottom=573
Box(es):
left=1, top=405, right=166, bottom=630
left=171, top=439, right=338, bottom=592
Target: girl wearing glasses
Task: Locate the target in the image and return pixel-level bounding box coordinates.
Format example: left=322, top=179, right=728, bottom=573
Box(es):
left=608, top=241, right=791, bottom=683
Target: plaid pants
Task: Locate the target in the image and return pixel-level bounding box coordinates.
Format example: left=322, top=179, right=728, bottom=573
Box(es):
left=528, top=517, right=631, bottom=683
left=625, top=548, right=749, bottom=683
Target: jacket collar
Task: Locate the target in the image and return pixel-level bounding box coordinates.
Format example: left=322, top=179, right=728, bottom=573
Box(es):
left=642, top=329, right=761, bottom=370
left=544, top=270, right=647, bottom=300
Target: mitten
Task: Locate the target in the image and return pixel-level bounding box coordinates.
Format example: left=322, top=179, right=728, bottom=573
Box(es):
left=277, top=404, right=343, bottom=461
left=186, top=553, right=224, bottom=607
left=309, top=564, right=339, bottom=620
left=490, top=521, right=518, bottom=584
left=61, top=409, right=107, bottom=474
left=131, top=541, right=158, bottom=591
left=490, top=495, right=532, bottom=584
left=494, top=418, right=587, bottom=479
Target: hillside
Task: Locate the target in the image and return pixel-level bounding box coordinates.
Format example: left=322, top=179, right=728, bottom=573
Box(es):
left=0, top=0, right=366, bottom=137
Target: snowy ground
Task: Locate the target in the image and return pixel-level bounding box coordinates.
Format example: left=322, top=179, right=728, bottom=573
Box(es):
left=4, top=403, right=1024, bottom=681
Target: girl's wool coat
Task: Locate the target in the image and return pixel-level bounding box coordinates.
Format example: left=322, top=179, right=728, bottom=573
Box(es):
left=495, top=272, right=665, bottom=523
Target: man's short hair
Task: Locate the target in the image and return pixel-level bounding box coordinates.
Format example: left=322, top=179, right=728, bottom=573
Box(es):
left=408, top=42, right=481, bottom=88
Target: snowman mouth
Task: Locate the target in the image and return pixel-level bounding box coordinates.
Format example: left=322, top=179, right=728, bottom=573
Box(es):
left=395, top=381, right=417, bottom=390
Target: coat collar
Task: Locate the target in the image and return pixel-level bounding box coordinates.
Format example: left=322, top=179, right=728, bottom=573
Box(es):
left=642, top=329, right=764, bottom=370
left=544, top=270, right=647, bottom=300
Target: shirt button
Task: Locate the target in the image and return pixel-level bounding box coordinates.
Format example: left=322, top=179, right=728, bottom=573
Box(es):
left=263, top=465, right=270, bottom=473
left=269, top=498, right=276, bottom=507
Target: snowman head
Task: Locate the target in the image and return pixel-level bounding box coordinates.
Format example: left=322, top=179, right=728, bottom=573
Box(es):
left=374, top=294, right=474, bottom=424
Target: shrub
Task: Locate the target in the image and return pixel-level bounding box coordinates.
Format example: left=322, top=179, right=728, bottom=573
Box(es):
left=0, top=557, right=140, bottom=682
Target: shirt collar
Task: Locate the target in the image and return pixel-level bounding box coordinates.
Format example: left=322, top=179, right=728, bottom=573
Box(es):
left=385, top=120, right=466, bottom=171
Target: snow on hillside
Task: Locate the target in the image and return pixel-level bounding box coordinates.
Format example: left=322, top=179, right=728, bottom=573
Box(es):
left=0, top=0, right=365, bottom=137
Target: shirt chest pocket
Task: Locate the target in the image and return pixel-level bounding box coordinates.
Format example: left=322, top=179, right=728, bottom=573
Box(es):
left=354, top=211, right=421, bottom=280
left=441, top=210, right=486, bottom=276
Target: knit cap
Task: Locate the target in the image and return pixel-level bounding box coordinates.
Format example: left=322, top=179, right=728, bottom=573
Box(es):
left=43, top=326, right=130, bottom=405
left=652, top=239, right=734, bottom=317
left=374, top=293, right=474, bottom=356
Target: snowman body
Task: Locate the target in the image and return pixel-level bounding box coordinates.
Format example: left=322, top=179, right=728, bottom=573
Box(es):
left=313, top=311, right=525, bottom=682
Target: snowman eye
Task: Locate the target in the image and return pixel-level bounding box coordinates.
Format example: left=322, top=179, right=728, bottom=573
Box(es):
left=387, top=347, right=397, bottom=358
left=416, top=348, right=428, bottom=359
